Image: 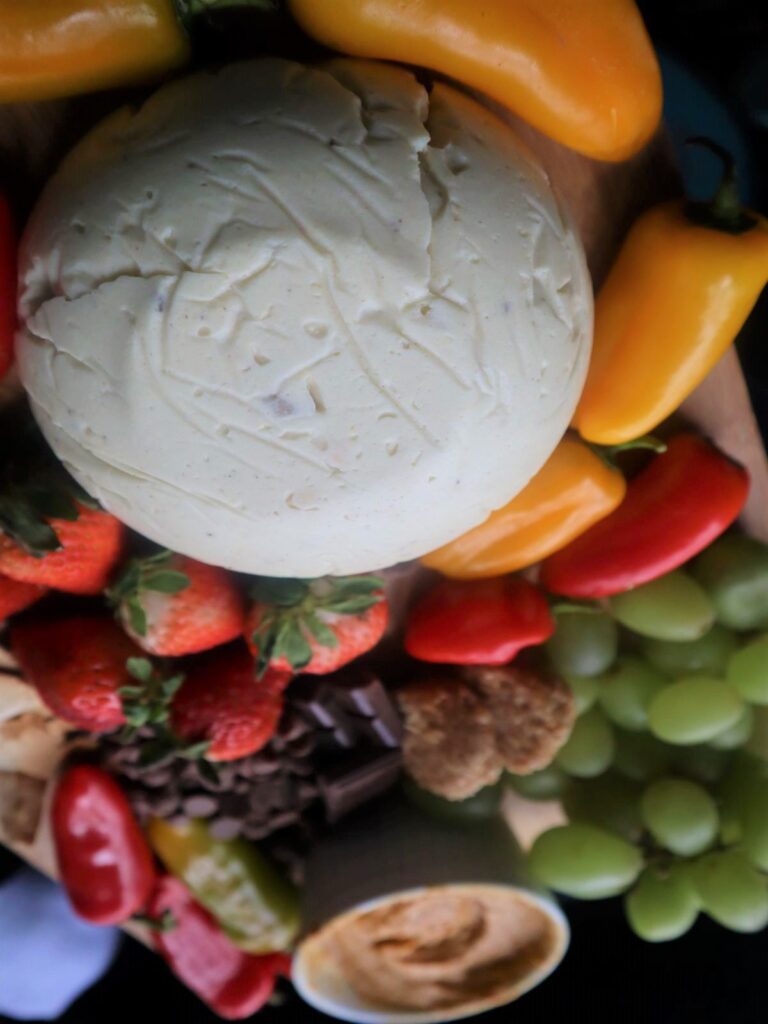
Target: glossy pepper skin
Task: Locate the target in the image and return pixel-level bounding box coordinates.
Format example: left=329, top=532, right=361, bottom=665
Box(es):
left=289, top=0, right=662, bottom=161
left=405, top=576, right=554, bottom=665
left=0, top=1, right=188, bottom=103
left=540, top=434, right=750, bottom=599
left=147, top=817, right=300, bottom=953
left=0, top=194, right=15, bottom=379
left=575, top=144, right=768, bottom=445
left=148, top=875, right=291, bottom=1020
left=52, top=765, right=156, bottom=925
left=422, top=437, right=626, bottom=580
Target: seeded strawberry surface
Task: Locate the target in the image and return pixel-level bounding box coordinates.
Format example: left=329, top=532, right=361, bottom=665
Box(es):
left=11, top=616, right=142, bottom=731
left=171, top=645, right=288, bottom=762
left=0, top=503, right=124, bottom=594
left=245, top=575, right=387, bottom=677
left=110, top=551, right=244, bottom=657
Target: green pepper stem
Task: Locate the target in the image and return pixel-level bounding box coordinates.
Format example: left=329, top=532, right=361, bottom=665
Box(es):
left=684, top=137, right=757, bottom=235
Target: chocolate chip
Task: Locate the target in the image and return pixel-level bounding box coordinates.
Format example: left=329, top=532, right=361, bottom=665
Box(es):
left=209, top=817, right=243, bottom=840
left=182, top=795, right=219, bottom=818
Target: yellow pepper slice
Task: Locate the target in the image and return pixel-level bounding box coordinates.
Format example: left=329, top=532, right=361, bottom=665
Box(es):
left=422, top=436, right=626, bottom=580
left=575, top=143, right=768, bottom=446
left=289, top=0, right=662, bottom=161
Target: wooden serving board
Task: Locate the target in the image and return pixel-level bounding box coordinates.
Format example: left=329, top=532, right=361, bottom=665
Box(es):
left=0, top=73, right=766, bottom=936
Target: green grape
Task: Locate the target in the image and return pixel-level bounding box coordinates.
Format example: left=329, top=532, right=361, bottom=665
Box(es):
left=547, top=609, right=619, bottom=678
left=562, top=672, right=600, bottom=715
left=745, top=706, right=768, bottom=761
left=529, top=823, right=643, bottom=899
left=608, top=571, right=715, bottom=642
left=562, top=773, right=644, bottom=842
left=709, top=705, right=754, bottom=750
left=401, top=777, right=502, bottom=822
left=693, top=850, right=768, bottom=933
left=726, top=640, right=768, bottom=705
left=613, top=730, right=673, bottom=782
left=597, top=656, right=668, bottom=732
left=643, top=625, right=738, bottom=677
left=671, top=744, right=729, bottom=785
left=740, top=781, right=768, bottom=871
left=506, top=765, right=568, bottom=801
left=718, top=754, right=768, bottom=843
left=555, top=708, right=614, bottom=778
left=625, top=866, right=700, bottom=942
left=648, top=676, right=744, bottom=745
left=692, top=534, right=768, bottom=631
left=641, top=778, right=718, bottom=856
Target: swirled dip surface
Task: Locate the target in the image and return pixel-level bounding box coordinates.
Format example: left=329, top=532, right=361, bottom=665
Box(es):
left=17, top=59, right=592, bottom=576
left=302, top=885, right=558, bottom=1012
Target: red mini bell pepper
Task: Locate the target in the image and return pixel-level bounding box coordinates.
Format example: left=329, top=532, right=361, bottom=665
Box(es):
left=148, top=875, right=291, bottom=1020
left=539, top=433, right=749, bottom=598
left=0, top=193, right=16, bottom=379
left=52, top=765, right=156, bottom=925
left=405, top=576, right=554, bottom=665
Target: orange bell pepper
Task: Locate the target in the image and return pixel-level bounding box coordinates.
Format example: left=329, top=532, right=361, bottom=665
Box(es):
left=0, top=0, right=266, bottom=103
left=575, top=141, right=768, bottom=445
left=289, top=0, right=662, bottom=161
left=422, top=436, right=626, bottom=580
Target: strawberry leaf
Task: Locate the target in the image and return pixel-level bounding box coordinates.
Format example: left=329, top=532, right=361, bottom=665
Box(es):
left=161, top=674, right=185, bottom=699
left=23, top=483, right=80, bottom=522
left=144, top=570, right=189, bottom=594
left=118, top=685, right=146, bottom=700
left=274, top=619, right=312, bottom=670
left=321, top=595, right=381, bottom=615
left=126, top=657, right=154, bottom=684
left=304, top=612, right=338, bottom=649
left=180, top=740, right=211, bottom=760
left=329, top=575, right=384, bottom=596
left=0, top=496, right=62, bottom=557
left=250, top=576, right=310, bottom=607
left=128, top=597, right=148, bottom=637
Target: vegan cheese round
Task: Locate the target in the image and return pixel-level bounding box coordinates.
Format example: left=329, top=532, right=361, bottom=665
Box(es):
left=17, top=58, right=592, bottom=576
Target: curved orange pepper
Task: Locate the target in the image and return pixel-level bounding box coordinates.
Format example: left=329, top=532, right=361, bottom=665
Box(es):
left=289, top=0, right=662, bottom=161
left=575, top=146, right=768, bottom=445
left=422, top=436, right=626, bottom=580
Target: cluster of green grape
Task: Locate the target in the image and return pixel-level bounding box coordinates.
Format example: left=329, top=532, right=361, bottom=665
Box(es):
left=519, top=533, right=768, bottom=942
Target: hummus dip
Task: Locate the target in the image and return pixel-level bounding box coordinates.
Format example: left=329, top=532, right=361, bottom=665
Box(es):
left=309, top=885, right=559, bottom=1012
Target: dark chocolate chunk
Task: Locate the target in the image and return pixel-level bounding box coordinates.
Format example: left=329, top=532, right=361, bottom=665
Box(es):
left=319, top=749, right=402, bottom=824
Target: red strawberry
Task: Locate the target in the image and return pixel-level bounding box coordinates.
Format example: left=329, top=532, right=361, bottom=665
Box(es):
left=0, top=574, right=46, bottom=619
left=0, top=502, right=124, bottom=595
left=244, top=575, right=388, bottom=678
left=170, top=645, right=287, bottom=762
left=11, top=616, right=142, bottom=731
left=108, top=551, right=244, bottom=657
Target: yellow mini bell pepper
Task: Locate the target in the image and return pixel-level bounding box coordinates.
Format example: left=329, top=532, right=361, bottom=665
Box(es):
left=575, top=140, right=768, bottom=446
left=289, top=0, right=662, bottom=162
left=0, top=0, right=265, bottom=103
left=422, top=436, right=626, bottom=580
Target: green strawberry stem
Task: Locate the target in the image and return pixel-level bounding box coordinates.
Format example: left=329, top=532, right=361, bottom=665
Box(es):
left=250, top=574, right=384, bottom=677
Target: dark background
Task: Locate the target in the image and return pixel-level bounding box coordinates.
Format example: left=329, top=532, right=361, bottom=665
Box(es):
left=2, top=1, right=768, bottom=1021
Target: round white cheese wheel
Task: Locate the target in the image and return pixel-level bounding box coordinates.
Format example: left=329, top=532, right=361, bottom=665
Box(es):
left=17, top=59, right=592, bottom=577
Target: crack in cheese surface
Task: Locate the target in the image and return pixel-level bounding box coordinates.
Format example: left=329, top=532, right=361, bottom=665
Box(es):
left=17, top=59, right=592, bottom=576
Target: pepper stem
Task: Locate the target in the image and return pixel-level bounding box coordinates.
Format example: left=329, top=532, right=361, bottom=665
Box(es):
left=684, top=137, right=757, bottom=234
